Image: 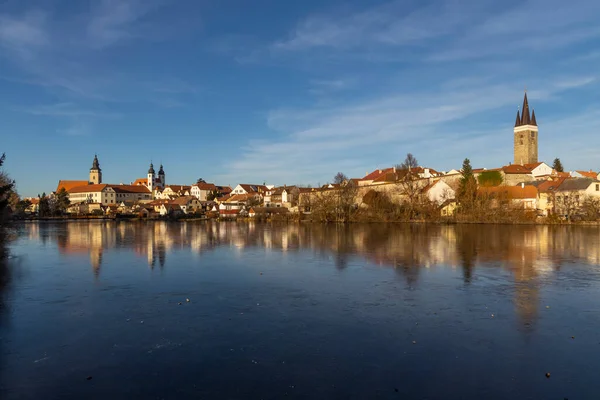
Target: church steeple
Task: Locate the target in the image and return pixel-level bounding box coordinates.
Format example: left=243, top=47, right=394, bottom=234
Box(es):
left=520, top=92, right=531, bottom=125
left=91, top=154, right=100, bottom=170
left=89, top=154, right=102, bottom=184
left=513, top=90, right=538, bottom=165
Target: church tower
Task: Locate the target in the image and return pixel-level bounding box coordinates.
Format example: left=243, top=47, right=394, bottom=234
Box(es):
left=89, top=154, right=102, bottom=184
left=158, top=164, right=165, bottom=189
left=513, top=92, right=538, bottom=165
left=147, top=162, right=155, bottom=192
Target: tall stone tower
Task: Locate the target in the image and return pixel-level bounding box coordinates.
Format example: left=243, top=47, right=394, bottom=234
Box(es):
left=89, top=154, right=102, bottom=184
left=513, top=92, right=538, bottom=165
left=147, top=163, right=155, bottom=192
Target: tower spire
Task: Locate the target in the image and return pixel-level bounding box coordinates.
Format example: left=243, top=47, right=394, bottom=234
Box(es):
left=530, top=109, right=537, bottom=126
left=515, top=109, right=521, bottom=127
left=521, top=91, right=531, bottom=125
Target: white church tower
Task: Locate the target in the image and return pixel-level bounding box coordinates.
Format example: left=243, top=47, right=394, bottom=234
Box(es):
left=147, top=162, right=155, bottom=192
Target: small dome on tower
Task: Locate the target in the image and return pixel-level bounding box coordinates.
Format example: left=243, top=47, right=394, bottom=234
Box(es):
left=148, top=162, right=155, bottom=174
left=158, top=164, right=165, bottom=175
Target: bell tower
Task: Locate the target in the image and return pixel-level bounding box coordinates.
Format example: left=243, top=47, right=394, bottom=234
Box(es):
left=158, top=164, right=165, bottom=189
left=147, top=162, right=155, bottom=192
left=513, top=91, right=538, bottom=165
left=89, top=154, right=102, bottom=184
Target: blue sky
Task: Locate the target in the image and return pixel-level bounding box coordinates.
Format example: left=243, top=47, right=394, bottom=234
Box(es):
left=1, top=0, right=599, bottom=197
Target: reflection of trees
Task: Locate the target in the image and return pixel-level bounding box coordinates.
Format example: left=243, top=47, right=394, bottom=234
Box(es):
left=22, top=221, right=600, bottom=331
left=0, top=226, right=17, bottom=323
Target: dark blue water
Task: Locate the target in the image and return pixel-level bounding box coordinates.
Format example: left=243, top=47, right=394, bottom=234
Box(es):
left=1, top=222, right=600, bottom=399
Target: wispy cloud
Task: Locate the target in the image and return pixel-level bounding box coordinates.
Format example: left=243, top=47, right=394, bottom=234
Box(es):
left=216, top=74, right=599, bottom=185
left=87, top=0, right=162, bottom=48
left=0, top=10, right=48, bottom=59
left=18, top=102, right=120, bottom=118
left=1, top=1, right=198, bottom=106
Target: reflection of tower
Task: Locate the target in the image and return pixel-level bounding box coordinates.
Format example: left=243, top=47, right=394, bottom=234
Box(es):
left=147, top=238, right=156, bottom=268
left=456, top=227, right=477, bottom=284
left=90, top=154, right=102, bottom=184
left=90, top=248, right=102, bottom=278
left=158, top=243, right=166, bottom=268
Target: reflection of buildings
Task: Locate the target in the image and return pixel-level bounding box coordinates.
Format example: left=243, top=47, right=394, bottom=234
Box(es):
left=25, top=222, right=600, bottom=329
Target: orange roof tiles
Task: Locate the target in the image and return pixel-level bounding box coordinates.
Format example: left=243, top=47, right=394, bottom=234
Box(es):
left=56, top=180, right=89, bottom=192
left=576, top=170, right=598, bottom=179
left=362, top=168, right=395, bottom=181
left=193, top=183, right=217, bottom=190
left=132, top=178, right=147, bottom=186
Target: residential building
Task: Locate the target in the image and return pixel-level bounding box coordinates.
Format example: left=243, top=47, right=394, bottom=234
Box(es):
left=231, top=184, right=269, bottom=195
left=191, top=182, right=217, bottom=201
left=68, top=184, right=152, bottom=205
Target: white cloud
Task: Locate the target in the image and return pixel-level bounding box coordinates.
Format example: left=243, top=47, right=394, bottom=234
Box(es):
left=216, top=75, right=599, bottom=185
left=87, top=0, right=162, bottom=48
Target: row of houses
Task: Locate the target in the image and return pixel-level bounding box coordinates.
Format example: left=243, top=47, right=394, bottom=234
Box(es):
left=36, top=159, right=599, bottom=220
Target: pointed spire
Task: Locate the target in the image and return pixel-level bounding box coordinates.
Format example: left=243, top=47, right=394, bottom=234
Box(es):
left=515, top=110, right=521, bottom=127
left=92, top=154, right=100, bottom=170
left=521, top=91, right=531, bottom=125
left=531, top=109, right=537, bottom=126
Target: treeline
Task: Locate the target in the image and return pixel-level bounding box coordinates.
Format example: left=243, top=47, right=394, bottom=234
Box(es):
left=300, top=157, right=592, bottom=224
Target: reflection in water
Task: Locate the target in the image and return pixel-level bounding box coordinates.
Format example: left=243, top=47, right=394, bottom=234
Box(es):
left=20, top=222, right=600, bottom=330
left=4, top=222, right=600, bottom=399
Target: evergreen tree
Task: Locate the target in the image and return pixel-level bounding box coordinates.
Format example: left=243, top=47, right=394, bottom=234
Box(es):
left=552, top=158, right=564, bottom=173
left=0, top=153, right=15, bottom=222
left=458, top=158, right=477, bottom=209
left=38, top=193, right=51, bottom=217
left=54, top=188, right=70, bottom=215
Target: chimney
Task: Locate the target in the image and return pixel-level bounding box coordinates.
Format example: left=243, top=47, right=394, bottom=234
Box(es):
left=393, top=166, right=396, bottom=173
left=378, top=169, right=382, bottom=173
left=521, top=182, right=525, bottom=188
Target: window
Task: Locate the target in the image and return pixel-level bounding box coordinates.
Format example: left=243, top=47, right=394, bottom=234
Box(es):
left=596, top=184, right=599, bottom=191
left=531, top=132, right=535, bottom=138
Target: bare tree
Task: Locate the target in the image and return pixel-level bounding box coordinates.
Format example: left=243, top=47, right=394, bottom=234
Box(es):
left=333, top=172, right=348, bottom=185
left=397, top=153, right=419, bottom=170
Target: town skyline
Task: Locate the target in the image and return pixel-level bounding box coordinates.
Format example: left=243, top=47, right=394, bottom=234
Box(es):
left=2, top=0, right=599, bottom=197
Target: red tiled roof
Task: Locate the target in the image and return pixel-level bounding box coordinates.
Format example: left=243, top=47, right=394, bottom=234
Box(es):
left=165, top=185, right=191, bottom=192
left=193, top=182, right=217, bottom=190
left=110, top=185, right=151, bottom=194
left=239, top=184, right=268, bottom=193
left=57, top=180, right=89, bottom=192
left=132, top=178, right=147, bottom=186
left=576, top=170, right=598, bottom=179
left=67, top=184, right=151, bottom=194
left=172, top=196, right=198, bottom=205
left=67, top=184, right=108, bottom=193
left=216, top=185, right=232, bottom=194
left=362, top=168, right=395, bottom=181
